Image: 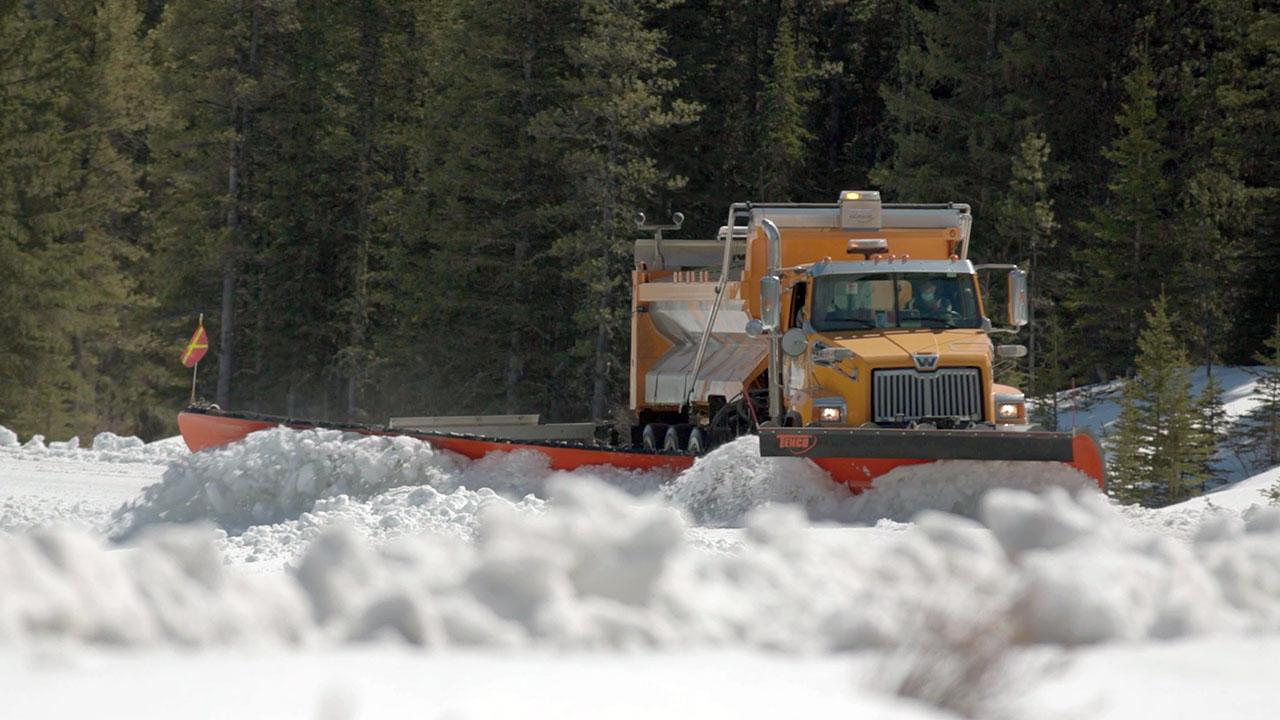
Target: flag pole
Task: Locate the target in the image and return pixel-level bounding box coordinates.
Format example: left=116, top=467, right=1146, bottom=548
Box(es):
left=190, top=313, right=202, bottom=405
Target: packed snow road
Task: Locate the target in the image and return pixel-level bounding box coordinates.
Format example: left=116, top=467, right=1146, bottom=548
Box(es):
left=2, top=421, right=1280, bottom=718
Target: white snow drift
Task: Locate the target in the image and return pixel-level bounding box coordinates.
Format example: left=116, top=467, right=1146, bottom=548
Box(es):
left=5, top=472, right=1280, bottom=650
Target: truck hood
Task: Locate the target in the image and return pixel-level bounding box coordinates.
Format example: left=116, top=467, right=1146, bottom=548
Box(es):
left=821, top=329, right=992, bottom=367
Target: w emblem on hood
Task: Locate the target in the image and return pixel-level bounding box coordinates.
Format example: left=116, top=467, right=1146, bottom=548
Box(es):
left=912, top=354, right=939, bottom=371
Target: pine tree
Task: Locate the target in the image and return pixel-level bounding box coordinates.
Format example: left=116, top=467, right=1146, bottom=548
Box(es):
left=755, top=0, right=818, bottom=200
left=1191, top=371, right=1228, bottom=491
left=1238, top=317, right=1280, bottom=471
left=1107, top=297, right=1212, bottom=506
left=0, top=1, right=161, bottom=438
left=531, top=0, right=698, bottom=421
left=148, top=0, right=300, bottom=410
left=1071, top=40, right=1175, bottom=378
left=995, top=131, right=1057, bottom=391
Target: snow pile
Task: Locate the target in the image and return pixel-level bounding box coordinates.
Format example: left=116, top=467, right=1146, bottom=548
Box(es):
left=7, top=479, right=1280, bottom=650
left=839, top=460, right=1098, bottom=523
left=0, top=525, right=310, bottom=646
left=92, top=432, right=145, bottom=453
left=110, top=428, right=673, bottom=544
left=220, top=485, right=544, bottom=568
left=667, top=437, right=1098, bottom=526
left=0, top=425, right=187, bottom=465
left=664, top=437, right=853, bottom=526
left=111, top=428, right=467, bottom=537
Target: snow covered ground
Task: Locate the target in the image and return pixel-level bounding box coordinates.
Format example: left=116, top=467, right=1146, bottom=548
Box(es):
left=2, top=381, right=1279, bottom=719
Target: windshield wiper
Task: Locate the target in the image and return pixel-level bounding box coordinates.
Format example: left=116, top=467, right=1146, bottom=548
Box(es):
left=837, top=318, right=877, bottom=329
left=817, top=317, right=876, bottom=330
left=918, top=316, right=959, bottom=328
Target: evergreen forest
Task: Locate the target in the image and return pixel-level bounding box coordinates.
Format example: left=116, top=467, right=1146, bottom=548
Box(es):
left=1, top=0, right=1275, bottom=442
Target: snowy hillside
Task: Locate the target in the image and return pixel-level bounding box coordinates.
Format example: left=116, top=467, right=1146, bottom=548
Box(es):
left=1048, top=365, right=1266, bottom=483
left=2, top=382, right=1279, bottom=719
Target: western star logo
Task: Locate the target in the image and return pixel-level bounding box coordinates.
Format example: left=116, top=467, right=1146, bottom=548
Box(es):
left=778, top=433, right=817, bottom=455
left=912, top=354, right=939, bottom=371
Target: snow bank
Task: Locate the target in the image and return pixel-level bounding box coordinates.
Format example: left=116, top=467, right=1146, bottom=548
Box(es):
left=111, top=428, right=468, bottom=537
left=220, top=485, right=544, bottom=568
left=0, top=525, right=310, bottom=646
left=664, top=437, right=1098, bottom=527
left=8, top=479, right=1280, bottom=650
left=0, top=425, right=187, bottom=465
left=664, top=437, right=853, bottom=526
left=110, top=428, right=671, bottom=543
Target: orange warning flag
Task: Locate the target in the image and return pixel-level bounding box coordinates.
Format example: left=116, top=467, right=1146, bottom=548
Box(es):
left=181, top=320, right=209, bottom=368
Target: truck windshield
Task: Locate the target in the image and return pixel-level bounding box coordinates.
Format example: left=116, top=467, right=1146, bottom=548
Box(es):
left=810, top=272, right=983, bottom=332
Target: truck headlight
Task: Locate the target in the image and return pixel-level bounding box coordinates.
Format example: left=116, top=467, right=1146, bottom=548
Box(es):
left=994, top=393, right=1026, bottom=422
left=815, top=400, right=846, bottom=425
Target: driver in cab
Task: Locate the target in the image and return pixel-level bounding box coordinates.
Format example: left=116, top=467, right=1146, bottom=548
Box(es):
left=910, top=280, right=951, bottom=315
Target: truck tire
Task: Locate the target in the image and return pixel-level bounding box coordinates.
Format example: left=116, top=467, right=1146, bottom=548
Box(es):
left=642, top=423, right=670, bottom=451
left=686, top=426, right=707, bottom=455
left=664, top=424, right=694, bottom=452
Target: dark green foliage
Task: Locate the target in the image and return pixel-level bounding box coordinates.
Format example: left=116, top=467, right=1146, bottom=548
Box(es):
left=0, top=0, right=1276, bottom=451
left=1237, top=318, right=1280, bottom=471
left=1108, top=298, right=1215, bottom=506
left=0, top=1, right=164, bottom=438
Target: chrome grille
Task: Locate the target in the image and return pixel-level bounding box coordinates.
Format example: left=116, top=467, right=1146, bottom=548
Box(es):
left=872, top=368, right=983, bottom=423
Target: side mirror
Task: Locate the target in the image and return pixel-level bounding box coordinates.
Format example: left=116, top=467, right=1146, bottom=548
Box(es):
left=996, top=344, right=1028, bottom=358
left=1007, top=269, right=1028, bottom=327
left=781, top=328, right=808, bottom=357
left=761, top=276, right=781, bottom=330
left=745, top=319, right=764, bottom=338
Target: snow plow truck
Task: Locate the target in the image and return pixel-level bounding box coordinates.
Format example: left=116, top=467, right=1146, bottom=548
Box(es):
left=178, top=190, right=1105, bottom=491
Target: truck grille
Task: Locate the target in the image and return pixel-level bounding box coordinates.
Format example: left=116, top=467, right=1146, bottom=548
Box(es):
left=872, top=368, right=983, bottom=423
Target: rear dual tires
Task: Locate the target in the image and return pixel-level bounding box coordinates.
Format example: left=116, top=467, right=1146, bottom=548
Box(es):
left=641, top=423, right=670, bottom=451
left=642, top=423, right=706, bottom=455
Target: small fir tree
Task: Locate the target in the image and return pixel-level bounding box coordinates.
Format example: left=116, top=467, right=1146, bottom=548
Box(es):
left=1238, top=318, right=1280, bottom=471
left=1191, top=373, right=1228, bottom=491
left=1107, top=298, right=1213, bottom=506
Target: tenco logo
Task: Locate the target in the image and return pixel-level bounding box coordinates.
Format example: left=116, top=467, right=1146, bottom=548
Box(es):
left=912, top=354, right=939, bottom=372
left=778, top=433, right=817, bottom=455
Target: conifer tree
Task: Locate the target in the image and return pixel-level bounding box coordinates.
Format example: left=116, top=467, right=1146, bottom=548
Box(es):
left=1072, top=41, right=1174, bottom=377
left=996, top=131, right=1057, bottom=393
left=755, top=0, right=816, bottom=200
left=1191, top=372, right=1228, bottom=491
left=1107, top=297, right=1212, bottom=506
left=532, top=0, right=698, bottom=421
left=0, top=1, right=160, bottom=437
left=1238, top=318, right=1280, bottom=471
left=872, top=0, right=1037, bottom=259
left=148, top=0, right=299, bottom=410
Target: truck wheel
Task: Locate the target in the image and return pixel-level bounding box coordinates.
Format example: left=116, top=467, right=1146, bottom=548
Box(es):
left=686, top=426, right=707, bottom=455
left=642, top=423, right=670, bottom=451
left=663, top=424, right=694, bottom=452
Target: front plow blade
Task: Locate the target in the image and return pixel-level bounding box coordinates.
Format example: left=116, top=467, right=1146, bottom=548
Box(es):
left=758, top=426, right=1106, bottom=492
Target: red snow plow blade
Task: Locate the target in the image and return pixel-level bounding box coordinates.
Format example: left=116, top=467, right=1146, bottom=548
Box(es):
left=177, top=406, right=695, bottom=473
left=757, top=426, right=1106, bottom=492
